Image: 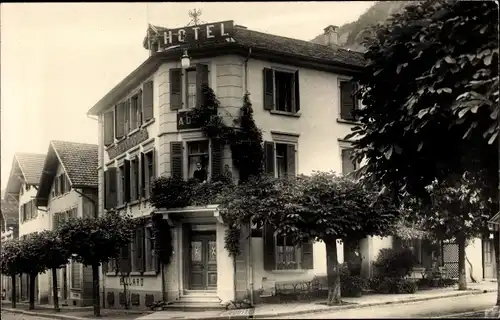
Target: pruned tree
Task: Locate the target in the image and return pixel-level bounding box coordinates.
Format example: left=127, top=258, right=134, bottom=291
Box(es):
left=219, top=172, right=401, bottom=305
left=0, top=239, right=23, bottom=308
left=346, top=0, right=499, bottom=303
left=57, top=212, right=139, bottom=316
left=36, top=230, right=71, bottom=312
left=18, top=233, right=49, bottom=310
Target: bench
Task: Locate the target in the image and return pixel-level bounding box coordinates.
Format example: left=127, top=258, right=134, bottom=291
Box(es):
left=273, top=278, right=323, bottom=302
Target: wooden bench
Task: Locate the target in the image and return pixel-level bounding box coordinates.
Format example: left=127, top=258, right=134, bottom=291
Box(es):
left=274, top=278, right=322, bottom=302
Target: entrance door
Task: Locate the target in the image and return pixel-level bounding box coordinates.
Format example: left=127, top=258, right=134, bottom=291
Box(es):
left=483, top=239, right=497, bottom=279
left=189, top=232, right=217, bottom=290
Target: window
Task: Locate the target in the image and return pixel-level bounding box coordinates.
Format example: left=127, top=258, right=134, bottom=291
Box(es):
left=339, top=80, right=359, bottom=121
left=187, top=141, right=209, bottom=181
left=263, top=68, right=300, bottom=114
left=264, top=141, right=296, bottom=179
left=145, top=227, right=156, bottom=272
left=186, top=69, right=197, bottom=109
left=130, top=95, right=140, bottom=131
left=130, top=157, right=139, bottom=202
left=341, top=148, right=358, bottom=175
left=275, top=234, right=302, bottom=270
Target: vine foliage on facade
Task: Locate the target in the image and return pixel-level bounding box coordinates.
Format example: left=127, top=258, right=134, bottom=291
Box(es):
left=150, top=85, right=264, bottom=257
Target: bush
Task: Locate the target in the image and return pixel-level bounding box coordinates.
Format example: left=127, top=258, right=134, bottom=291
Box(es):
left=373, top=248, right=417, bottom=279
left=341, top=275, right=366, bottom=297
left=370, top=277, right=417, bottom=294
left=417, top=277, right=458, bottom=289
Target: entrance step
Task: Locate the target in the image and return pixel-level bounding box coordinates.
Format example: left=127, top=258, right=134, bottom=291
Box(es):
left=167, top=290, right=224, bottom=311
left=183, top=289, right=217, bottom=296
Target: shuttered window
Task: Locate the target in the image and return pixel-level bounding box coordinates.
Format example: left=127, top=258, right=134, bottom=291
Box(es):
left=141, top=150, right=156, bottom=199
left=104, top=110, right=114, bottom=146
left=143, top=81, right=154, bottom=121
left=341, top=148, right=358, bottom=175
left=104, top=167, right=118, bottom=210
left=169, top=69, right=183, bottom=110
left=340, top=80, right=359, bottom=121
left=263, top=68, right=300, bottom=113
left=263, top=141, right=296, bottom=179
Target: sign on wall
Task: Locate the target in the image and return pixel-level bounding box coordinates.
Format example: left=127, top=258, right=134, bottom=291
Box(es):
left=157, top=20, right=234, bottom=49
left=107, top=129, right=149, bottom=160
left=177, top=111, right=200, bottom=130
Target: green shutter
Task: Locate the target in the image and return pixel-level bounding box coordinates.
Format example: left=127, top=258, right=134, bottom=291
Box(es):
left=302, top=241, right=314, bottom=269
left=263, top=223, right=276, bottom=271
left=263, top=68, right=274, bottom=110
left=196, top=64, right=209, bottom=108
left=104, top=111, right=114, bottom=146
left=286, top=144, right=296, bottom=178
left=264, top=141, right=275, bottom=175
left=211, top=142, right=222, bottom=179
left=124, top=160, right=131, bottom=203
left=169, top=68, right=183, bottom=110
left=294, top=70, right=300, bottom=112
left=170, top=142, right=183, bottom=178
left=340, top=81, right=355, bottom=121
left=143, top=81, right=154, bottom=121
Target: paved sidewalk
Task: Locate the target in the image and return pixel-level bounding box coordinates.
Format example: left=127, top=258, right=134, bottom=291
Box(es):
left=2, top=281, right=498, bottom=320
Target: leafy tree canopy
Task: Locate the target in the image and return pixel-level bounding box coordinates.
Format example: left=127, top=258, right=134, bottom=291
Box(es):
left=19, top=233, right=50, bottom=275
left=349, top=0, right=499, bottom=200
left=0, top=239, right=23, bottom=276
left=57, top=212, right=139, bottom=266
left=36, top=230, right=71, bottom=270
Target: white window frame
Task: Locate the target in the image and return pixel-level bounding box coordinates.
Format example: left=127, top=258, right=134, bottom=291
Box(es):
left=269, top=66, right=299, bottom=114
left=271, top=131, right=299, bottom=179
left=274, top=232, right=303, bottom=270
left=337, top=76, right=363, bottom=121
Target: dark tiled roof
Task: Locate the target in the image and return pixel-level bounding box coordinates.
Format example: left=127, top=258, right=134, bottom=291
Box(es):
left=15, top=153, right=46, bottom=185
left=51, top=140, right=98, bottom=188
left=145, top=25, right=365, bottom=68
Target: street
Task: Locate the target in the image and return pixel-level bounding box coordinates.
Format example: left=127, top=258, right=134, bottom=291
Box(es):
left=274, top=292, right=498, bottom=319
left=0, top=312, right=48, bottom=320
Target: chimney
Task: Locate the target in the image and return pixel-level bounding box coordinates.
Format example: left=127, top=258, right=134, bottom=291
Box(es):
left=323, top=25, right=339, bottom=47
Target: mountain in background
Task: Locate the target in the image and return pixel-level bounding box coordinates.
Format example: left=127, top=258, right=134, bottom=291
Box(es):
left=311, top=1, right=415, bottom=52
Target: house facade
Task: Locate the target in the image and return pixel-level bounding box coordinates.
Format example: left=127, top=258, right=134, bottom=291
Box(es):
left=87, top=20, right=391, bottom=310
left=4, top=153, right=47, bottom=303
left=1, top=197, right=19, bottom=300
left=35, top=140, right=99, bottom=307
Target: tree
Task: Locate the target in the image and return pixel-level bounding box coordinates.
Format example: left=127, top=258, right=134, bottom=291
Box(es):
left=36, top=230, right=71, bottom=312
left=219, top=172, right=401, bottom=305
left=404, top=172, right=493, bottom=290
left=346, top=0, right=498, bottom=302
left=0, top=239, right=23, bottom=308
left=18, top=233, right=49, bottom=310
left=57, top=212, right=139, bottom=316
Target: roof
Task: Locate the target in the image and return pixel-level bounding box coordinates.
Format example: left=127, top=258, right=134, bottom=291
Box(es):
left=51, top=140, right=98, bottom=187
left=36, top=140, right=98, bottom=206
left=4, top=153, right=46, bottom=199
left=86, top=23, right=365, bottom=116
left=145, top=24, right=365, bottom=68
left=489, top=211, right=500, bottom=225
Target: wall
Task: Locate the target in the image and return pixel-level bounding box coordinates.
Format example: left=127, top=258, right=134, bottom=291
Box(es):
left=466, top=238, right=483, bottom=282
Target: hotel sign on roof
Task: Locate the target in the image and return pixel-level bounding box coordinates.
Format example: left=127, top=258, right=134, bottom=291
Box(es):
left=155, top=20, right=235, bottom=49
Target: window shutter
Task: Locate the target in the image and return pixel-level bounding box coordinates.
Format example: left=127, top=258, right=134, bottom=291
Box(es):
left=169, top=68, right=183, bottom=110
left=125, top=99, right=131, bottom=133
left=104, top=111, right=114, bottom=146
left=302, top=241, right=314, bottom=269
left=286, top=144, right=296, bottom=178
left=341, top=149, right=355, bottom=174
left=108, top=167, right=118, bottom=209
left=263, top=223, right=276, bottom=271
left=264, top=141, right=275, bottom=175
left=20, top=205, right=24, bottom=223
left=170, top=142, right=183, bottom=178
left=138, top=90, right=143, bottom=125
left=143, top=81, right=154, bottom=122
left=115, top=103, right=125, bottom=139
left=150, top=149, right=156, bottom=196
left=104, top=170, right=110, bottom=210
left=294, top=71, right=300, bottom=112
left=196, top=64, right=209, bottom=108
left=140, top=153, right=145, bottom=198
left=119, top=244, right=131, bottom=274
left=211, top=142, right=222, bottom=179
left=340, top=81, right=355, bottom=121
left=124, top=160, right=131, bottom=203
left=55, top=177, right=59, bottom=196
left=263, top=68, right=274, bottom=110
left=137, top=227, right=145, bottom=273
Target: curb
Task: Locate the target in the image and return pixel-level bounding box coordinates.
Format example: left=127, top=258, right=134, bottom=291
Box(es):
left=2, top=289, right=496, bottom=320
left=246, top=289, right=495, bottom=319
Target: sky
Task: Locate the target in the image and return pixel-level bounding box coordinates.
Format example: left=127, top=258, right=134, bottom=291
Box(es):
left=0, top=1, right=374, bottom=189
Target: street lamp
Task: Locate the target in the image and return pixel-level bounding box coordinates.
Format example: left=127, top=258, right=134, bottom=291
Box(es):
left=181, top=50, right=191, bottom=69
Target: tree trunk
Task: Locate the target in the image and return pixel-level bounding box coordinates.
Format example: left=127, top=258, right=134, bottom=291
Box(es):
left=325, top=240, right=341, bottom=305
left=51, top=267, right=60, bottom=312
left=495, top=231, right=500, bottom=306
left=92, top=263, right=101, bottom=317
left=457, top=236, right=467, bottom=291
left=11, top=275, right=16, bottom=308
left=29, top=273, right=36, bottom=310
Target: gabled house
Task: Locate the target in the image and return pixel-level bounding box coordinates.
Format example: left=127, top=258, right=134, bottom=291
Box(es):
left=35, top=140, right=98, bottom=307
left=4, top=152, right=46, bottom=303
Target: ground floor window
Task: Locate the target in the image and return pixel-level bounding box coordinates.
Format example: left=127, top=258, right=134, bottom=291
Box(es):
left=275, top=235, right=302, bottom=270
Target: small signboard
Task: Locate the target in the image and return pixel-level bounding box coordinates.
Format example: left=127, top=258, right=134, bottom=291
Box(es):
left=107, top=129, right=149, bottom=159
left=157, top=20, right=234, bottom=49
left=177, top=110, right=199, bottom=130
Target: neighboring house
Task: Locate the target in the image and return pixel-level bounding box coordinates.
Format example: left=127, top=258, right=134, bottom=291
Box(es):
left=4, top=152, right=47, bottom=303
left=35, top=140, right=99, bottom=307
left=1, top=197, right=19, bottom=300
left=86, top=20, right=373, bottom=310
